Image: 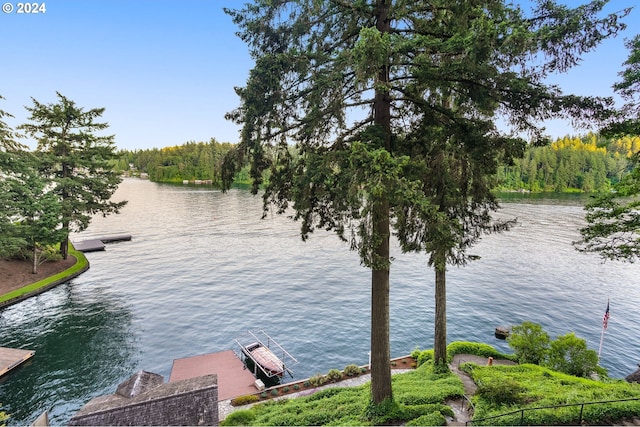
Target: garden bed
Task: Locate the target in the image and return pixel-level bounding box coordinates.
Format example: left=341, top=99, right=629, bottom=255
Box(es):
left=231, top=355, right=416, bottom=405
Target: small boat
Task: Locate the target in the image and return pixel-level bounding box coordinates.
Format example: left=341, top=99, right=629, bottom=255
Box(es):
left=242, top=342, right=285, bottom=377
left=235, top=330, right=298, bottom=379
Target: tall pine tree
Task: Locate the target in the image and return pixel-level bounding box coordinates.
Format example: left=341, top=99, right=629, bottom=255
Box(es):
left=224, top=0, right=627, bottom=406
left=19, top=93, right=127, bottom=259
left=578, top=34, right=640, bottom=262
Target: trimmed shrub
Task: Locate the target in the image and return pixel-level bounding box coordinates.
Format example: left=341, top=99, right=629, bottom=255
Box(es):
left=293, top=384, right=300, bottom=390
left=415, top=349, right=434, bottom=367
left=270, top=388, right=279, bottom=396
left=327, top=368, right=343, bottom=382
left=343, top=364, right=361, bottom=377
left=309, top=374, right=326, bottom=387
left=448, top=341, right=515, bottom=361
left=230, top=394, right=259, bottom=406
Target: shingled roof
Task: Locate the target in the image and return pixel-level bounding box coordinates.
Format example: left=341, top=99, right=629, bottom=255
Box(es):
left=115, top=370, right=164, bottom=398
left=68, top=371, right=218, bottom=426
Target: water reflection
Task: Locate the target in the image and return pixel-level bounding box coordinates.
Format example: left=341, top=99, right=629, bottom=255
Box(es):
left=1, top=179, right=639, bottom=425
left=0, top=282, right=137, bottom=425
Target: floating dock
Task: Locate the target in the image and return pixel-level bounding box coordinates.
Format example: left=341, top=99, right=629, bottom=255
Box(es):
left=0, top=347, right=35, bottom=378
left=169, top=350, right=258, bottom=401
left=74, top=234, right=132, bottom=253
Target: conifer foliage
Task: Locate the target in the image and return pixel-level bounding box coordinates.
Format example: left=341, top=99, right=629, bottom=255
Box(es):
left=19, top=93, right=126, bottom=259
left=578, top=35, right=640, bottom=262
left=224, top=0, right=628, bottom=406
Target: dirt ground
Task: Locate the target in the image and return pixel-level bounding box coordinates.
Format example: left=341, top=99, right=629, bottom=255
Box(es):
left=0, top=256, right=77, bottom=296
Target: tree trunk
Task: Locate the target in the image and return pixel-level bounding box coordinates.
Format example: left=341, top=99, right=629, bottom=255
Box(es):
left=32, top=246, right=38, bottom=274
left=60, top=221, right=69, bottom=260
left=434, top=252, right=447, bottom=368
left=369, top=0, right=393, bottom=405
left=371, top=198, right=392, bottom=404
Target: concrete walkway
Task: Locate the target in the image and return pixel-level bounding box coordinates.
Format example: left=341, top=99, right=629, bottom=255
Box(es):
left=446, top=354, right=518, bottom=425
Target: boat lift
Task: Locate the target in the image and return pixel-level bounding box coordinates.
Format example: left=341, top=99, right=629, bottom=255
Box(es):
left=235, top=330, right=298, bottom=379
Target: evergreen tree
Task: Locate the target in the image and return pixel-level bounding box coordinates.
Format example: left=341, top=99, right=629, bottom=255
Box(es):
left=223, top=0, right=627, bottom=405
left=603, top=35, right=640, bottom=137
left=19, top=93, right=127, bottom=259
left=578, top=34, right=640, bottom=261
left=10, top=154, right=67, bottom=273
left=0, top=97, right=29, bottom=258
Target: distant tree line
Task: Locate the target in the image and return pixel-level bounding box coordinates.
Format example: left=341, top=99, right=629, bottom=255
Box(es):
left=496, top=134, right=640, bottom=193
left=115, top=140, right=241, bottom=184
left=117, top=133, right=640, bottom=193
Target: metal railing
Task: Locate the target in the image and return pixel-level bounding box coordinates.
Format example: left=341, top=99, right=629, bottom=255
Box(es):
left=467, top=397, right=640, bottom=426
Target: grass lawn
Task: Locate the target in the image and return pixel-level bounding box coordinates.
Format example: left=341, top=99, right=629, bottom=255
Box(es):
left=223, top=341, right=640, bottom=426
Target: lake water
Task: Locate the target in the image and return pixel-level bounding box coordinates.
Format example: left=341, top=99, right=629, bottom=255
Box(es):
left=1, top=178, right=639, bottom=425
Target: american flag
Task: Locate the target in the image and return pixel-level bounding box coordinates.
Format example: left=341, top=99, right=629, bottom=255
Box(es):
left=603, top=299, right=610, bottom=330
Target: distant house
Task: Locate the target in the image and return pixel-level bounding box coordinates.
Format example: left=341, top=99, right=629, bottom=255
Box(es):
left=68, top=371, right=218, bottom=426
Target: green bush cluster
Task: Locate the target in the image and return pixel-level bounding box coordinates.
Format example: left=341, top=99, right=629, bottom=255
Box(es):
left=507, top=321, right=603, bottom=377
left=412, top=349, right=433, bottom=367
left=230, top=394, right=259, bottom=406
left=326, top=369, right=343, bottom=382
left=308, top=374, right=326, bottom=387
left=447, top=341, right=515, bottom=362
left=343, top=364, right=361, bottom=376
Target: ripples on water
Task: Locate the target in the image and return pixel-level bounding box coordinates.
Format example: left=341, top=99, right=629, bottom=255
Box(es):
left=1, top=179, right=639, bottom=425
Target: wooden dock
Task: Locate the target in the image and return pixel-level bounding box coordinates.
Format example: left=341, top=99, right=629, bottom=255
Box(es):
left=0, top=347, right=35, bottom=378
left=169, top=350, right=258, bottom=401
left=74, top=234, right=132, bottom=253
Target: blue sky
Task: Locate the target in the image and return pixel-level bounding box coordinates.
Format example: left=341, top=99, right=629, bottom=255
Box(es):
left=1, top=1, right=638, bottom=151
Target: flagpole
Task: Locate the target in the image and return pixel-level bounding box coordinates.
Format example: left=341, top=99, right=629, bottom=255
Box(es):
left=598, top=298, right=610, bottom=360
left=598, top=321, right=605, bottom=359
